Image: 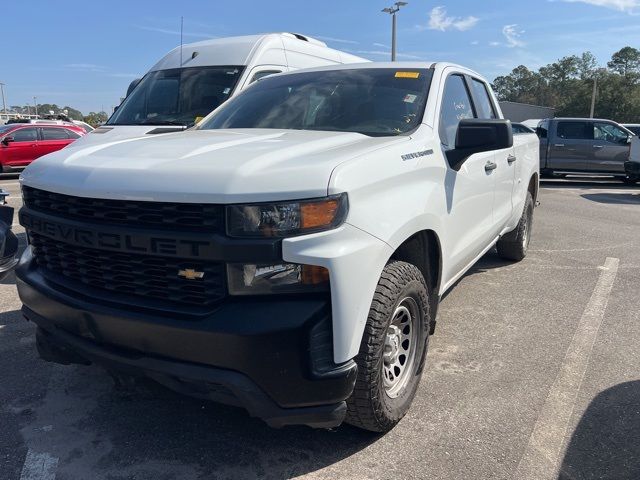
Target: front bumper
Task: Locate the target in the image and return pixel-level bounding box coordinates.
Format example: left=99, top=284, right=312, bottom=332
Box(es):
left=17, top=258, right=357, bottom=428
left=624, top=161, right=640, bottom=179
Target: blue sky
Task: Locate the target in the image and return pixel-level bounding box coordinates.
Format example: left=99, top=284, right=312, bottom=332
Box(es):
left=3, top=0, right=640, bottom=114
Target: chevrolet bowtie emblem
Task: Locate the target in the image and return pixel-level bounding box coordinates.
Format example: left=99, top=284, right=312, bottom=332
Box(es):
left=178, top=269, right=205, bottom=280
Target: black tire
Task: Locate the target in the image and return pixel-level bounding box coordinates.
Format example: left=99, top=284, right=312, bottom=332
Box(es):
left=497, top=192, right=534, bottom=262
left=346, top=261, right=430, bottom=432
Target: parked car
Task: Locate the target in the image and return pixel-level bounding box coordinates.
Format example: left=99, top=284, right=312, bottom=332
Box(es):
left=74, top=33, right=368, bottom=147
left=17, top=62, right=539, bottom=432
left=0, top=189, right=18, bottom=281
left=622, top=123, right=640, bottom=136
left=537, top=118, right=637, bottom=183
left=0, top=123, right=85, bottom=173
left=72, top=120, right=95, bottom=133
left=512, top=123, right=536, bottom=134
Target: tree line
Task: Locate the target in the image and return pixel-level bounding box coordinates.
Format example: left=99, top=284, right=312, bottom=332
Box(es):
left=492, top=47, right=640, bottom=123
left=9, top=104, right=109, bottom=127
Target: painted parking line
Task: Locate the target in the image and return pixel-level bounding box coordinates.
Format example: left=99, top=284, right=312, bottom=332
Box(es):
left=514, top=257, right=619, bottom=480
left=19, top=449, right=58, bottom=480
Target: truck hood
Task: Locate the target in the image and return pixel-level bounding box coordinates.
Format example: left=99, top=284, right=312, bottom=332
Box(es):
left=72, top=125, right=188, bottom=147
left=21, top=129, right=405, bottom=203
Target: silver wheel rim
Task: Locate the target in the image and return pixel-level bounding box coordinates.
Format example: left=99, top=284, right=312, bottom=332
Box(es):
left=383, top=297, right=419, bottom=398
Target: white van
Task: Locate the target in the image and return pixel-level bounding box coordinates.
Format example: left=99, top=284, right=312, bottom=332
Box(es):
left=76, top=33, right=367, bottom=146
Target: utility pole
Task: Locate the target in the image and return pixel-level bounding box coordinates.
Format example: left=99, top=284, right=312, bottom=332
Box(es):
left=589, top=76, right=597, bottom=118
left=382, top=2, right=408, bottom=61
left=0, top=82, right=6, bottom=115
left=33, top=96, right=38, bottom=117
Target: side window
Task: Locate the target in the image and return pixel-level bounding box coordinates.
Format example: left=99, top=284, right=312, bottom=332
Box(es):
left=250, top=70, right=282, bottom=84
left=65, top=129, right=81, bottom=139
left=439, top=74, right=475, bottom=149
left=594, top=122, right=629, bottom=145
left=41, top=128, right=71, bottom=140
left=12, top=128, right=38, bottom=142
left=556, top=121, right=592, bottom=140
left=470, top=79, right=497, bottom=119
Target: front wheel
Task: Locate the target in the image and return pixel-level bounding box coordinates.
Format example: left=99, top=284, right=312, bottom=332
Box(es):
left=497, top=192, right=534, bottom=262
left=346, top=261, right=430, bottom=432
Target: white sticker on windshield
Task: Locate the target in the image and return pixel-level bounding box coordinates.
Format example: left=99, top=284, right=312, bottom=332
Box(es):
left=403, top=94, right=417, bottom=103
left=223, top=87, right=231, bottom=95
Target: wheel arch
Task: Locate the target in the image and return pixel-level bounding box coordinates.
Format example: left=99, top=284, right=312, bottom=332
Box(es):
left=528, top=172, right=539, bottom=203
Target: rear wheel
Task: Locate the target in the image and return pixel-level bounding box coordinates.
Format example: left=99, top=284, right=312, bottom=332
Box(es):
left=497, top=192, right=534, bottom=262
left=346, top=261, right=430, bottom=432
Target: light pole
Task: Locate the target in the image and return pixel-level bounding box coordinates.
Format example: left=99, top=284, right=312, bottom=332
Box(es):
left=382, top=2, right=408, bottom=61
left=0, top=82, right=6, bottom=115
left=589, top=68, right=606, bottom=118
left=33, top=96, right=38, bottom=118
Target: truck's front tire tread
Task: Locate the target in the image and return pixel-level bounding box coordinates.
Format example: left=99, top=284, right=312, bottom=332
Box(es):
left=346, top=261, right=430, bottom=433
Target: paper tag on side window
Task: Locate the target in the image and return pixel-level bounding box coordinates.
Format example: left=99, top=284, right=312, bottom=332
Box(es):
left=403, top=94, right=417, bottom=103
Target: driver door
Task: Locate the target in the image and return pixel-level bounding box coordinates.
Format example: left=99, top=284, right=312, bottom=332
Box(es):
left=438, top=73, right=497, bottom=279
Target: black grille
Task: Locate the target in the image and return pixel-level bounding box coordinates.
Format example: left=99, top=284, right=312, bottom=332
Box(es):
left=30, top=233, right=226, bottom=308
left=22, top=186, right=224, bottom=232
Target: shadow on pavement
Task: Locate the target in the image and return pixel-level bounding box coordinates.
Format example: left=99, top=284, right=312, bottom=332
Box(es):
left=581, top=192, right=640, bottom=204
left=559, top=381, right=640, bottom=480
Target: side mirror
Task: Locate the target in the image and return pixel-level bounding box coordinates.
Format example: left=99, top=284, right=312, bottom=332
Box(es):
left=447, top=119, right=513, bottom=171
left=126, top=78, right=142, bottom=97
left=1, top=136, right=14, bottom=146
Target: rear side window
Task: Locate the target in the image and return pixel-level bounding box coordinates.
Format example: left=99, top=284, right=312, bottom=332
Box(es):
left=42, top=128, right=71, bottom=140
left=12, top=128, right=38, bottom=142
left=557, top=121, right=592, bottom=140
left=470, top=79, right=497, bottom=119
left=439, top=74, right=475, bottom=149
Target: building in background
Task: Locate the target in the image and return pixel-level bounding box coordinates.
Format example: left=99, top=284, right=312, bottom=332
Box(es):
left=499, top=101, right=555, bottom=123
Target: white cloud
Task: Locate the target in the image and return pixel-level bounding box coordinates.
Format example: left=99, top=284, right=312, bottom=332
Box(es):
left=373, top=42, right=390, bottom=49
left=470, top=40, right=479, bottom=45
left=135, top=25, right=215, bottom=39
left=427, top=6, right=479, bottom=31
left=108, top=73, right=142, bottom=79
left=65, top=63, right=107, bottom=72
left=502, top=24, right=525, bottom=47
left=489, top=41, right=502, bottom=47
left=558, top=0, right=640, bottom=12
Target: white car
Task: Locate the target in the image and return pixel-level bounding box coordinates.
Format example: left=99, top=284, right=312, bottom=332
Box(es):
left=74, top=33, right=367, bottom=147
left=17, top=62, right=539, bottom=432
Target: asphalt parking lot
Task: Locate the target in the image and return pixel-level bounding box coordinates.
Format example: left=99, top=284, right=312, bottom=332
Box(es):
left=1, top=175, right=639, bottom=480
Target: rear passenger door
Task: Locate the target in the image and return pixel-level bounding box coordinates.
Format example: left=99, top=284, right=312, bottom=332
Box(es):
left=438, top=73, right=496, bottom=277
left=548, top=120, right=592, bottom=171
left=38, top=127, right=78, bottom=158
left=588, top=122, right=630, bottom=173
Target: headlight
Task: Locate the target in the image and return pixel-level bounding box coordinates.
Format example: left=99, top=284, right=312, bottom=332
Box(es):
left=226, top=194, right=348, bottom=238
left=227, top=263, right=329, bottom=295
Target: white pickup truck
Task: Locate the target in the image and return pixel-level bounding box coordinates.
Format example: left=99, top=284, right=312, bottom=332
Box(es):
left=17, top=62, right=539, bottom=432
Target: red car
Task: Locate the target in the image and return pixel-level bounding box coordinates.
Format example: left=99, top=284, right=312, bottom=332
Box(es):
left=0, top=124, right=85, bottom=173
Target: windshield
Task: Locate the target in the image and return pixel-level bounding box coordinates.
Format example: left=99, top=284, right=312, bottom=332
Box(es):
left=199, top=68, right=433, bottom=137
left=626, top=126, right=640, bottom=136
left=107, top=66, right=245, bottom=127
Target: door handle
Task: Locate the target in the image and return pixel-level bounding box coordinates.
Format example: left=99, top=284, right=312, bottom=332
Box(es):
left=554, top=144, right=565, bottom=147
left=507, top=154, right=517, bottom=164
left=485, top=161, right=497, bottom=172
